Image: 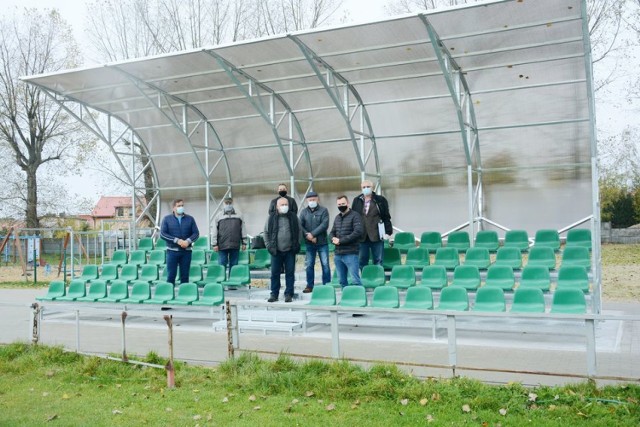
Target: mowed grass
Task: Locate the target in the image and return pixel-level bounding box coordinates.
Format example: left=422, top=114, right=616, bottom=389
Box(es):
left=1, top=343, right=639, bottom=426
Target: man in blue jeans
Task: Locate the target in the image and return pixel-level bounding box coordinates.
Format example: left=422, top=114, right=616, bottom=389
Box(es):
left=264, top=197, right=302, bottom=303
left=299, top=191, right=331, bottom=293
left=212, top=197, right=246, bottom=278
left=160, top=199, right=200, bottom=285
left=330, top=195, right=364, bottom=287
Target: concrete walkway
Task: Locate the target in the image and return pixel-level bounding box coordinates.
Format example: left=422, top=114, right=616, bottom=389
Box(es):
left=1, top=288, right=638, bottom=387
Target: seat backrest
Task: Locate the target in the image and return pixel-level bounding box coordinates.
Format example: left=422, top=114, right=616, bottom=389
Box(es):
left=405, top=247, right=430, bottom=265
left=188, top=265, right=203, bottom=282
left=191, top=249, right=206, bottom=264
left=99, top=264, right=118, bottom=280
left=153, top=282, right=174, bottom=300
left=129, top=250, right=147, bottom=264
left=149, top=249, right=166, bottom=264
left=138, top=237, right=154, bottom=251
left=403, top=286, right=433, bottom=309
left=420, top=231, right=442, bottom=252
left=194, top=236, right=209, bottom=249
left=176, top=283, right=199, bottom=301
left=390, top=265, right=416, bottom=284
left=453, top=265, right=480, bottom=281
left=361, top=265, right=385, bottom=286
left=155, top=238, right=167, bottom=249
left=111, top=250, right=128, bottom=263
left=140, top=264, right=159, bottom=280
left=566, top=229, right=592, bottom=248
left=485, top=265, right=515, bottom=282
left=474, top=230, right=499, bottom=250
left=67, top=279, right=87, bottom=297
left=339, top=286, right=367, bottom=307
left=253, top=248, right=270, bottom=262
left=437, top=286, right=469, bottom=310
left=45, top=280, right=66, bottom=297
left=129, top=282, right=151, bottom=299
left=120, top=264, right=138, bottom=280
left=106, top=280, right=128, bottom=299
left=503, top=230, right=530, bottom=250
left=561, top=246, right=590, bottom=264
left=238, top=250, right=250, bottom=264
left=446, top=231, right=470, bottom=248
left=434, top=247, right=459, bottom=261
left=228, top=265, right=250, bottom=283
left=80, top=264, right=99, bottom=280
left=394, top=231, right=415, bottom=246
left=551, top=288, right=586, bottom=313
left=86, top=280, right=107, bottom=298
left=511, top=287, right=545, bottom=312
left=371, top=286, right=400, bottom=308
left=558, top=265, right=588, bottom=282
left=308, top=285, right=336, bottom=306
left=534, top=229, right=560, bottom=248
left=464, top=247, right=490, bottom=262
left=473, top=287, right=505, bottom=311
left=202, top=283, right=224, bottom=302
left=205, top=264, right=227, bottom=282
left=383, top=247, right=401, bottom=263
left=521, top=265, right=550, bottom=281
left=528, top=246, right=555, bottom=260
left=420, top=265, right=448, bottom=287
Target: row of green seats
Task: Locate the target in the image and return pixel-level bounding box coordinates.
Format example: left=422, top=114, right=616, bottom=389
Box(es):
left=106, top=248, right=272, bottom=270
left=308, top=284, right=587, bottom=314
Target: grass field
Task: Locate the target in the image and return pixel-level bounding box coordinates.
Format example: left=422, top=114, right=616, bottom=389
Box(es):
left=0, top=343, right=639, bottom=426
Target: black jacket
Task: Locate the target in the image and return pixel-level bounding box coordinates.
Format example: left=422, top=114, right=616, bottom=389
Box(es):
left=351, top=192, right=393, bottom=236
left=329, top=209, right=363, bottom=255
left=264, top=211, right=301, bottom=256
left=299, top=205, right=329, bottom=246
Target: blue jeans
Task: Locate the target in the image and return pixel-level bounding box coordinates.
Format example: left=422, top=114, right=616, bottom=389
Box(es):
left=305, top=244, right=331, bottom=288
left=270, top=250, right=296, bottom=298
left=359, top=240, right=384, bottom=269
left=218, top=249, right=239, bottom=277
left=334, top=253, right=361, bottom=287
left=166, top=250, right=192, bottom=285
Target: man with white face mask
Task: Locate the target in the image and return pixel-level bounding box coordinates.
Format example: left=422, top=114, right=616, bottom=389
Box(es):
left=264, top=197, right=302, bottom=302
left=160, top=199, right=200, bottom=285
left=212, top=197, right=246, bottom=278
left=299, top=191, right=330, bottom=293
left=351, top=180, right=393, bottom=269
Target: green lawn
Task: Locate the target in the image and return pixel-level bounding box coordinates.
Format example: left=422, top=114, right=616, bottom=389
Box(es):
left=1, top=343, right=638, bottom=426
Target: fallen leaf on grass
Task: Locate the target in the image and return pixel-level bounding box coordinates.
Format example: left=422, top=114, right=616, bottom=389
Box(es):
left=192, top=389, right=200, bottom=393
left=431, top=393, right=441, bottom=401
left=420, top=398, right=429, bottom=406
left=193, top=415, right=202, bottom=420
left=45, top=371, right=55, bottom=378
left=400, top=399, right=409, bottom=406
left=222, top=397, right=229, bottom=403
left=46, top=415, right=58, bottom=422
left=62, top=394, right=70, bottom=400
left=112, top=410, right=122, bottom=415
left=399, top=411, right=405, bottom=416
left=115, top=384, right=122, bottom=388
left=305, top=391, right=314, bottom=397
left=549, top=405, right=557, bottom=411
left=248, top=395, right=256, bottom=401
left=462, top=404, right=471, bottom=413
left=253, top=406, right=261, bottom=411
left=42, top=392, right=49, bottom=397
left=291, top=399, right=299, bottom=405
left=426, top=414, right=434, bottom=423
left=499, top=408, right=507, bottom=416
left=528, top=393, right=538, bottom=402
left=165, top=408, right=173, bottom=412
left=326, top=403, right=336, bottom=411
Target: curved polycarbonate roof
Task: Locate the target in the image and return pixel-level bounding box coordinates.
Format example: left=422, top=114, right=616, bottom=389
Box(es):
left=23, top=0, right=596, bottom=235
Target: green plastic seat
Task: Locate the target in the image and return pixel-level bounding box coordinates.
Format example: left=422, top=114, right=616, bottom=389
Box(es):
left=128, top=250, right=147, bottom=267
left=474, top=230, right=500, bottom=252
left=561, top=246, right=591, bottom=269
left=361, top=265, right=386, bottom=289
left=75, top=264, right=99, bottom=282
left=503, top=230, right=530, bottom=252
left=119, top=264, right=139, bottom=284
left=76, top=280, right=108, bottom=302
left=190, top=250, right=207, bottom=266
left=393, top=231, right=416, bottom=254
left=463, top=247, right=491, bottom=269
left=382, top=248, right=402, bottom=271
left=249, top=248, right=271, bottom=269
left=401, top=286, right=433, bottom=310
left=139, top=264, right=159, bottom=283
left=193, top=236, right=209, bottom=250
left=98, top=280, right=129, bottom=303
left=138, top=237, right=154, bottom=252
left=556, top=265, right=590, bottom=293
left=108, top=250, right=128, bottom=267
left=484, top=265, right=515, bottom=291
left=56, top=280, right=87, bottom=301
left=120, top=281, right=151, bottom=303
left=144, top=282, right=175, bottom=304
left=550, top=288, right=587, bottom=314
left=533, top=229, right=560, bottom=251
left=420, top=231, right=442, bottom=253
left=98, top=264, right=118, bottom=283
left=221, top=264, right=251, bottom=288
left=419, top=265, right=448, bottom=290
left=493, top=246, right=523, bottom=269
left=450, top=265, right=481, bottom=290
left=565, top=229, right=592, bottom=250
left=198, top=264, right=226, bottom=286
left=298, top=234, right=307, bottom=255
left=404, top=247, right=430, bottom=270
left=154, top=238, right=167, bottom=250
left=472, top=287, right=506, bottom=312
left=171, top=283, right=200, bottom=305
left=371, top=286, right=400, bottom=308
left=433, top=247, right=460, bottom=270
left=338, top=285, right=367, bottom=307
left=148, top=249, right=166, bottom=267
left=387, top=265, right=416, bottom=289
left=237, top=250, right=250, bottom=265
left=192, top=283, right=225, bottom=306
left=307, top=285, right=336, bottom=306
left=36, top=280, right=66, bottom=301
left=519, top=265, right=551, bottom=292
left=446, top=231, right=470, bottom=253
left=185, top=265, right=203, bottom=284
left=510, top=287, right=546, bottom=313
left=437, top=286, right=469, bottom=311
left=526, top=246, right=557, bottom=270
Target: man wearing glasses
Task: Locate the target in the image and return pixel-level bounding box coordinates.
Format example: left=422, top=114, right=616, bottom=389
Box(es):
left=351, top=180, right=393, bottom=269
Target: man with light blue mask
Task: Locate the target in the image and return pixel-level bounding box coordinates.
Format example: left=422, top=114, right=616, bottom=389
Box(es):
left=351, top=180, right=393, bottom=269
left=160, top=199, right=200, bottom=285
left=299, top=191, right=330, bottom=293
left=212, top=197, right=246, bottom=278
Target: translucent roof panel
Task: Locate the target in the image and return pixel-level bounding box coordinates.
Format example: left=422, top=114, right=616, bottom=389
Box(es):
left=23, top=0, right=596, bottom=234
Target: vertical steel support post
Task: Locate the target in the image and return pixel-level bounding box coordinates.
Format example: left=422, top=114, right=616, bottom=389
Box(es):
left=75, top=310, right=80, bottom=352
left=330, top=310, right=340, bottom=358
left=447, top=315, right=457, bottom=376
left=121, top=311, right=128, bottom=362
left=585, top=319, right=597, bottom=377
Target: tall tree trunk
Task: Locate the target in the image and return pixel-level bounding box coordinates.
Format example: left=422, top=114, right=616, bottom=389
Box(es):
left=26, top=167, right=40, bottom=229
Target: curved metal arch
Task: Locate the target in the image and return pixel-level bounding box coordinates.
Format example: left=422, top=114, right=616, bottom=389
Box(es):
left=204, top=50, right=314, bottom=201
left=108, top=64, right=235, bottom=228
left=420, top=15, right=482, bottom=242
left=287, top=35, right=382, bottom=189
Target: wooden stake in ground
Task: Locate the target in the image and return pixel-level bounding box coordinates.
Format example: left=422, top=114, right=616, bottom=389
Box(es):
left=164, top=315, right=175, bottom=389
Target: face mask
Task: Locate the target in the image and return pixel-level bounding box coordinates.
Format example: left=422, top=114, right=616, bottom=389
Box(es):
left=338, top=205, right=348, bottom=213
left=224, top=204, right=233, bottom=213
left=278, top=190, right=287, bottom=197
left=279, top=205, right=289, bottom=214
left=362, top=187, right=372, bottom=196
left=176, top=206, right=185, bottom=216
left=308, top=201, right=318, bottom=209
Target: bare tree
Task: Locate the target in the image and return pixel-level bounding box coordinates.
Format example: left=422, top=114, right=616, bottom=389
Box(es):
left=0, top=8, right=86, bottom=228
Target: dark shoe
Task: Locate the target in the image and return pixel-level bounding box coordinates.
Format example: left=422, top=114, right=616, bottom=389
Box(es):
left=352, top=313, right=364, bottom=317
left=284, top=295, right=293, bottom=303
left=160, top=307, right=172, bottom=311
left=267, top=295, right=278, bottom=303
left=302, top=287, right=313, bottom=294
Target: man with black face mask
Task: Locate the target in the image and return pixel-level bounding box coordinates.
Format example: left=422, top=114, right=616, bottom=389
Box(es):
left=268, top=183, right=299, bottom=215
left=330, top=195, right=363, bottom=287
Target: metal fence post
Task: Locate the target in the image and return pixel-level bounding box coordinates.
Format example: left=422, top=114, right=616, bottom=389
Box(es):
left=585, top=319, right=597, bottom=377
left=447, top=315, right=457, bottom=376
left=330, top=309, right=340, bottom=358
left=121, top=312, right=128, bottom=362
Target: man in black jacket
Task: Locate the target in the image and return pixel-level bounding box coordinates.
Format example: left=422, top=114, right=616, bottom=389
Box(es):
left=351, top=180, right=392, bottom=269
left=330, top=195, right=364, bottom=287
left=212, top=197, right=246, bottom=278
left=264, top=197, right=302, bottom=303
left=299, top=191, right=330, bottom=293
